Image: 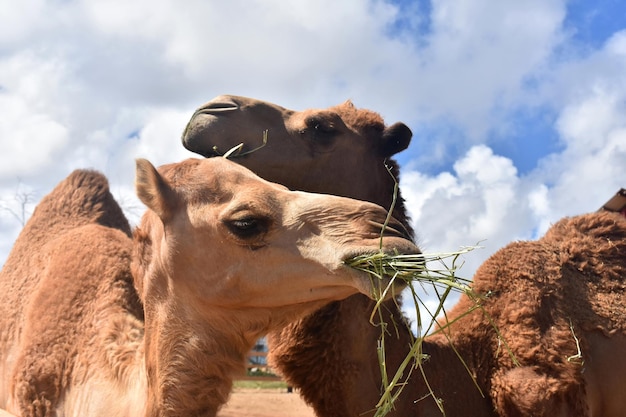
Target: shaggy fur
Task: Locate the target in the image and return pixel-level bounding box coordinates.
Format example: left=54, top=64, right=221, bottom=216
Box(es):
left=182, top=95, right=416, bottom=416
left=0, top=157, right=418, bottom=417
left=0, top=170, right=142, bottom=417
left=407, top=211, right=626, bottom=417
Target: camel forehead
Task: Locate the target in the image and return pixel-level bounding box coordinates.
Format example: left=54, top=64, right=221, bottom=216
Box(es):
left=158, top=157, right=287, bottom=199
left=327, top=101, right=385, bottom=132
left=159, top=158, right=256, bottom=182
left=158, top=158, right=254, bottom=176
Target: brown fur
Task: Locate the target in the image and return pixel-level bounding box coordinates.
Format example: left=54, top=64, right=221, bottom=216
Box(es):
left=0, top=157, right=418, bottom=417
left=182, top=95, right=415, bottom=416
left=182, top=95, right=413, bottom=232
left=406, top=211, right=626, bottom=416
left=0, top=170, right=141, bottom=417
left=182, top=96, right=626, bottom=416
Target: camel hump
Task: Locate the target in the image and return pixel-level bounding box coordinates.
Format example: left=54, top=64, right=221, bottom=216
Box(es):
left=31, top=169, right=131, bottom=237
left=542, top=211, right=626, bottom=280
left=544, top=210, right=626, bottom=244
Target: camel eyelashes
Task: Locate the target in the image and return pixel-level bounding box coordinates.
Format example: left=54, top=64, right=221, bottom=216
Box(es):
left=224, top=216, right=270, bottom=240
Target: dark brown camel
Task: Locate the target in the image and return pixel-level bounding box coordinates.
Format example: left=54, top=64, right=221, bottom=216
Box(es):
left=182, top=95, right=415, bottom=416
left=183, top=95, right=626, bottom=416
left=0, top=157, right=418, bottom=417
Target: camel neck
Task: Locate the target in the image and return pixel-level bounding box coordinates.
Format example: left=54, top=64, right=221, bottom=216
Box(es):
left=132, top=226, right=257, bottom=416
left=142, top=303, right=259, bottom=417
left=411, top=337, right=494, bottom=415
left=369, top=160, right=414, bottom=240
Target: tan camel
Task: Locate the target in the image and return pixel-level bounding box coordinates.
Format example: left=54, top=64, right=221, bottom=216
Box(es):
left=0, top=157, right=418, bottom=417
left=182, top=96, right=626, bottom=416
left=182, top=95, right=415, bottom=416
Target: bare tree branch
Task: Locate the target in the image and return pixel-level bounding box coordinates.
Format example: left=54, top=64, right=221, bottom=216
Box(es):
left=0, top=180, right=36, bottom=227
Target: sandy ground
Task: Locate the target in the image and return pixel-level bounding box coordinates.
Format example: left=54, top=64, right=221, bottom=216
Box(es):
left=218, top=388, right=316, bottom=417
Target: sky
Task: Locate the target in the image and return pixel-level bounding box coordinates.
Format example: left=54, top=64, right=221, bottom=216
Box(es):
left=1, top=0, right=625, bottom=331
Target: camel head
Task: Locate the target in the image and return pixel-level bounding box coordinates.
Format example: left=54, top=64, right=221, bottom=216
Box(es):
left=133, top=157, right=418, bottom=328
left=132, top=157, right=418, bottom=413
left=181, top=95, right=413, bottom=215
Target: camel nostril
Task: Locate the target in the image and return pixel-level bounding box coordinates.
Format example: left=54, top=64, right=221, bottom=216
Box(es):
left=197, top=98, right=240, bottom=114
left=366, top=219, right=413, bottom=241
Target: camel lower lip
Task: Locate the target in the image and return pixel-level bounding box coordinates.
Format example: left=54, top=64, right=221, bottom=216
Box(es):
left=362, top=278, right=405, bottom=301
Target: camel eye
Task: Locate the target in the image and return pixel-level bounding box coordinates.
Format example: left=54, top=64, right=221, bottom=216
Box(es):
left=225, top=217, right=269, bottom=240
left=304, top=117, right=337, bottom=135
left=300, top=117, right=338, bottom=147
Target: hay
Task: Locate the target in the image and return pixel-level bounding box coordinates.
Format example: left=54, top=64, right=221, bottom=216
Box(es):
left=343, top=166, right=485, bottom=416
left=345, top=247, right=482, bottom=417
left=217, top=129, right=269, bottom=158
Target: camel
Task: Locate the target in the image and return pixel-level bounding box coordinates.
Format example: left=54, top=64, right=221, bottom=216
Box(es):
left=0, top=156, right=419, bottom=417
left=403, top=210, right=626, bottom=417
left=182, top=95, right=626, bottom=416
left=182, top=95, right=416, bottom=416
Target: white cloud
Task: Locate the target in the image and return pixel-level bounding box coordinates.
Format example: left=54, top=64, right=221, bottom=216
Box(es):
left=536, top=87, right=626, bottom=220
left=408, top=0, right=567, bottom=136
left=400, top=144, right=537, bottom=331
left=398, top=23, right=626, bottom=332
left=0, top=53, right=72, bottom=179
left=0, top=94, right=68, bottom=177
left=557, top=87, right=624, bottom=152
left=0, top=0, right=47, bottom=46
left=70, top=0, right=412, bottom=108
left=403, top=145, right=530, bottom=256
left=523, top=29, right=626, bottom=225
left=606, top=30, right=626, bottom=55
left=131, top=108, right=196, bottom=166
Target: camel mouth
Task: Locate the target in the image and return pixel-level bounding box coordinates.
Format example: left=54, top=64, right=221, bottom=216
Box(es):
left=343, top=247, right=418, bottom=297
left=349, top=261, right=408, bottom=300
left=193, top=144, right=258, bottom=159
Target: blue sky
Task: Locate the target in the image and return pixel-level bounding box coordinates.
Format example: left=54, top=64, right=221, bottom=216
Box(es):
left=565, top=0, right=626, bottom=48
left=389, top=0, right=626, bottom=175
left=1, top=0, right=625, bottom=327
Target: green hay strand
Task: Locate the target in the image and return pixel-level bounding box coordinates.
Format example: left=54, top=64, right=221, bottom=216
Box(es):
left=343, top=163, right=487, bottom=417
left=345, top=247, right=481, bottom=417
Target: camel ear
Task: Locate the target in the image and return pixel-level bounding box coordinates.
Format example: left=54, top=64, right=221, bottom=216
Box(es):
left=342, top=99, right=355, bottom=108
left=135, top=159, right=177, bottom=222
left=380, top=122, right=412, bottom=157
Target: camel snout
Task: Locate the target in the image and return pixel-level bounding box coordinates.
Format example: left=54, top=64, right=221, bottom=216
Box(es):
left=361, top=209, right=419, bottom=256
left=182, top=96, right=241, bottom=156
